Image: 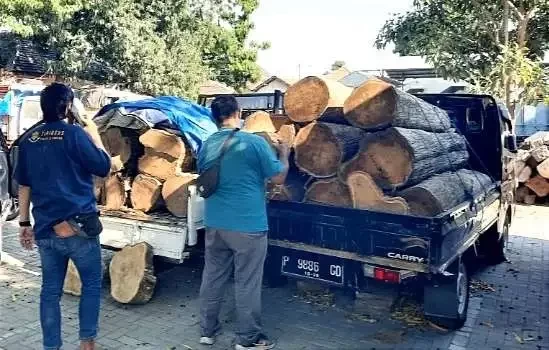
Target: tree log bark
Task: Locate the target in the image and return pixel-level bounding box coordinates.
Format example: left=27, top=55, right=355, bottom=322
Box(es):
left=93, top=177, right=104, bottom=203
left=268, top=170, right=309, bottom=202
left=340, top=127, right=468, bottom=189
left=531, top=146, right=549, bottom=163
left=399, top=169, right=493, bottom=216
left=537, top=158, right=549, bottom=179
left=243, top=111, right=277, bottom=133
left=162, top=174, right=199, bottom=217
left=343, top=79, right=451, bottom=131
left=130, top=174, right=163, bottom=212
left=110, top=242, right=156, bottom=304
left=526, top=176, right=549, bottom=197
left=304, top=178, right=352, bottom=207
left=284, top=76, right=353, bottom=123
left=516, top=185, right=530, bottom=203
left=294, top=122, right=364, bottom=178
left=347, top=171, right=409, bottom=214
left=104, top=174, right=126, bottom=210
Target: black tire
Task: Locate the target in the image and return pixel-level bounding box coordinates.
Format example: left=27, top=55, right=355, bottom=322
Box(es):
left=6, top=197, right=19, bottom=221
left=424, top=260, right=469, bottom=330
left=263, top=251, right=288, bottom=288
left=479, top=219, right=509, bottom=265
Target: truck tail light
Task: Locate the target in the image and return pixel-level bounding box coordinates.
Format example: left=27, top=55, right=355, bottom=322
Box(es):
left=373, top=267, right=400, bottom=283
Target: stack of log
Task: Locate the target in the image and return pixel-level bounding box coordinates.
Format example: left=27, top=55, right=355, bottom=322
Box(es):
left=514, top=132, right=549, bottom=205
left=264, top=76, right=494, bottom=217
left=97, top=127, right=198, bottom=217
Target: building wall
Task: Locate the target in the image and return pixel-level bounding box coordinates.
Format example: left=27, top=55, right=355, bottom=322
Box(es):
left=254, top=79, right=290, bottom=93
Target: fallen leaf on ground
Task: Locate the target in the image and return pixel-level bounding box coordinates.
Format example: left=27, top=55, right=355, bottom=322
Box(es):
left=514, top=333, right=524, bottom=344
left=428, top=321, right=449, bottom=333
left=480, top=321, right=494, bottom=328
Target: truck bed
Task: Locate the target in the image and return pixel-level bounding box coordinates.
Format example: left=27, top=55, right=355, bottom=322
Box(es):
left=267, top=188, right=500, bottom=273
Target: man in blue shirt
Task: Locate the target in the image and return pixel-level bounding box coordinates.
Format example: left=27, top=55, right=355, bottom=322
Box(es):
left=16, top=83, right=111, bottom=350
left=198, top=96, right=289, bottom=350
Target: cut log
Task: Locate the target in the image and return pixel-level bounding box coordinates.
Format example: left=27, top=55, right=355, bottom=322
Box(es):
left=138, top=148, right=192, bottom=181
left=101, top=128, right=132, bottom=163
left=268, top=170, right=309, bottom=202
left=343, top=79, right=451, bottom=131
left=399, top=170, right=493, bottom=216
left=347, top=172, right=409, bottom=215
left=284, top=76, right=353, bottom=123
left=531, top=146, right=549, bottom=163
left=162, top=174, right=199, bottom=217
left=104, top=174, right=126, bottom=210
left=93, top=177, right=104, bottom=203
left=110, top=242, right=156, bottom=304
left=243, top=111, right=277, bottom=133
left=130, top=174, right=163, bottom=212
left=518, top=166, right=533, bottom=183
left=271, top=114, right=292, bottom=131
left=516, top=186, right=530, bottom=203
left=537, top=158, right=549, bottom=179
left=110, top=155, right=124, bottom=173
left=525, top=155, right=540, bottom=170
left=304, top=178, right=352, bottom=207
left=139, top=129, right=189, bottom=160
left=524, top=194, right=537, bottom=205
left=63, top=257, right=112, bottom=296
left=277, top=124, right=297, bottom=147
left=526, top=176, right=549, bottom=197
left=340, top=127, right=468, bottom=189
left=294, top=122, right=364, bottom=178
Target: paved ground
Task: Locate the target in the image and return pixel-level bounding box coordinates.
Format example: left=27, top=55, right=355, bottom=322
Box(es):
left=1, top=205, right=548, bottom=350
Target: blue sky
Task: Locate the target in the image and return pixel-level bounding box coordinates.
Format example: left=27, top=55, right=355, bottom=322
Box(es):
left=250, top=0, right=427, bottom=78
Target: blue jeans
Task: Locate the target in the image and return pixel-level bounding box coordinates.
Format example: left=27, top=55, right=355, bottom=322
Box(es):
left=36, top=235, right=102, bottom=350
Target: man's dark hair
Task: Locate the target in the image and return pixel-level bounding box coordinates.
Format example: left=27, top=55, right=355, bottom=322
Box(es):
left=210, top=95, right=239, bottom=124
left=40, top=83, right=74, bottom=122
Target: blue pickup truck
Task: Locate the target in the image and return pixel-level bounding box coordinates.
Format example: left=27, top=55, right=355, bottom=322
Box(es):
left=199, top=91, right=517, bottom=329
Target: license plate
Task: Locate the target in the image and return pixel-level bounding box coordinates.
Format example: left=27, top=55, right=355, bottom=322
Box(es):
left=280, top=250, right=344, bottom=285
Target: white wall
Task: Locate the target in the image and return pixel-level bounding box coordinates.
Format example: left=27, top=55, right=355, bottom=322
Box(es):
left=255, top=79, right=290, bottom=93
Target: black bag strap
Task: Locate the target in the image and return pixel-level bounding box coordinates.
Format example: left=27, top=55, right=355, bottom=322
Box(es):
left=215, top=128, right=239, bottom=165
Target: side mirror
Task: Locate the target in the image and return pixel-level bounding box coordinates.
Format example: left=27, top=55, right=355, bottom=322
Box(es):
left=504, top=134, right=517, bottom=153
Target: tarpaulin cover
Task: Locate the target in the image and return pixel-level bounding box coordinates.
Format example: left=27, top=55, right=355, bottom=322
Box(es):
left=94, top=96, right=218, bottom=154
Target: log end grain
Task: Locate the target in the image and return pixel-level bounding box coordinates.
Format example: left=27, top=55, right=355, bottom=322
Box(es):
left=139, top=129, right=188, bottom=160
left=109, top=243, right=156, bottom=304
left=343, top=79, right=397, bottom=129
left=277, top=124, right=297, bottom=147
left=130, top=174, right=163, bottom=212
left=285, top=76, right=343, bottom=122
left=537, top=158, right=549, bottom=179
left=63, top=259, right=81, bottom=296
left=294, top=123, right=342, bottom=177
left=243, top=111, right=277, bottom=133
left=304, top=178, right=352, bottom=207
left=526, top=176, right=549, bottom=197
left=162, top=174, right=199, bottom=217
left=347, top=171, right=409, bottom=215
left=138, top=148, right=192, bottom=181
left=104, top=174, right=126, bottom=210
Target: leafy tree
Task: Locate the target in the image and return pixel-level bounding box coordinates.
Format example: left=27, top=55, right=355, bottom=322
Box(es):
left=331, top=60, right=346, bottom=70
left=0, top=0, right=266, bottom=97
left=376, top=0, right=549, bottom=114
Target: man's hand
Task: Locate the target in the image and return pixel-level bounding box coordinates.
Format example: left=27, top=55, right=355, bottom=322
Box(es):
left=274, top=140, right=290, bottom=160
left=19, top=227, right=35, bottom=250
left=53, top=221, right=77, bottom=238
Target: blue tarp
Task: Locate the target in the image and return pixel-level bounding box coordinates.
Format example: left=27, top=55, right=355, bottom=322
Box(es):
left=95, top=96, right=218, bottom=154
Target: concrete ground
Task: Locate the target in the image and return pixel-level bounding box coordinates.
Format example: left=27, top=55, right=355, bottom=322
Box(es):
left=1, top=204, right=548, bottom=350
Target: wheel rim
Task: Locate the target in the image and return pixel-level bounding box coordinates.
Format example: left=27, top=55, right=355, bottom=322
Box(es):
left=457, top=267, right=467, bottom=315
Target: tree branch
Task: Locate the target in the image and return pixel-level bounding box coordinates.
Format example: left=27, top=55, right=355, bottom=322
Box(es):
left=507, top=0, right=524, bottom=21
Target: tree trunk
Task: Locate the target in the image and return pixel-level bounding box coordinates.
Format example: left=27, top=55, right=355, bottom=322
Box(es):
left=162, top=174, right=199, bottom=217
left=271, top=114, right=293, bottom=131
left=109, top=242, right=157, bottom=304
left=340, top=127, right=468, bottom=189
left=284, top=76, right=353, bottom=123
left=104, top=174, right=126, bottom=210
left=110, top=155, right=124, bottom=173
left=93, top=177, right=104, bottom=203
left=343, top=79, right=451, bottom=131
left=398, top=170, right=493, bottom=216
left=518, top=165, right=533, bottom=183
left=101, top=127, right=131, bottom=161
left=516, top=185, right=530, bottom=203
left=243, top=111, right=277, bottom=133
left=304, top=178, right=352, bottom=207
left=347, top=171, right=409, bottom=215
left=64, top=257, right=112, bottom=296
left=130, top=174, right=163, bottom=212
left=138, top=147, right=193, bottom=181
left=277, top=124, right=297, bottom=147
left=537, top=158, right=549, bottom=179
left=139, top=129, right=190, bottom=160
left=294, top=122, right=364, bottom=178
left=526, top=176, right=549, bottom=197
left=268, top=170, right=310, bottom=202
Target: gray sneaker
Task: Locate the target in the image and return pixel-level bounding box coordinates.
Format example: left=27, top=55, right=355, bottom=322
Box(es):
left=200, top=336, right=216, bottom=345
left=235, top=334, right=275, bottom=350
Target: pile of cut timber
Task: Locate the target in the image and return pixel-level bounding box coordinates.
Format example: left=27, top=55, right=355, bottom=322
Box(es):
left=514, top=132, right=549, bottom=205
left=97, top=127, right=196, bottom=217
left=268, top=76, right=494, bottom=217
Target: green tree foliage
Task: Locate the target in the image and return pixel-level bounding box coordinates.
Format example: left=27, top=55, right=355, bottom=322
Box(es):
left=376, top=0, right=549, bottom=111
left=0, top=0, right=266, bottom=97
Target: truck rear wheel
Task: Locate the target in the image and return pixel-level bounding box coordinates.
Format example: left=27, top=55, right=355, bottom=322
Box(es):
left=424, top=259, right=469, bottom=329
left=479, top=218, right=509, bottom=265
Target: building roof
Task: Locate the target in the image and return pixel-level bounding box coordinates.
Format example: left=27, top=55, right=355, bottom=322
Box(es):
left=199, top=80, right=236, bottom=95
left=248, top=75, right=297, bottom=92
left=339, top=70, right=402, bottom=88
left=0, top=31, right=57, bottom=75
left=323, top=66, right=351, bottom=81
